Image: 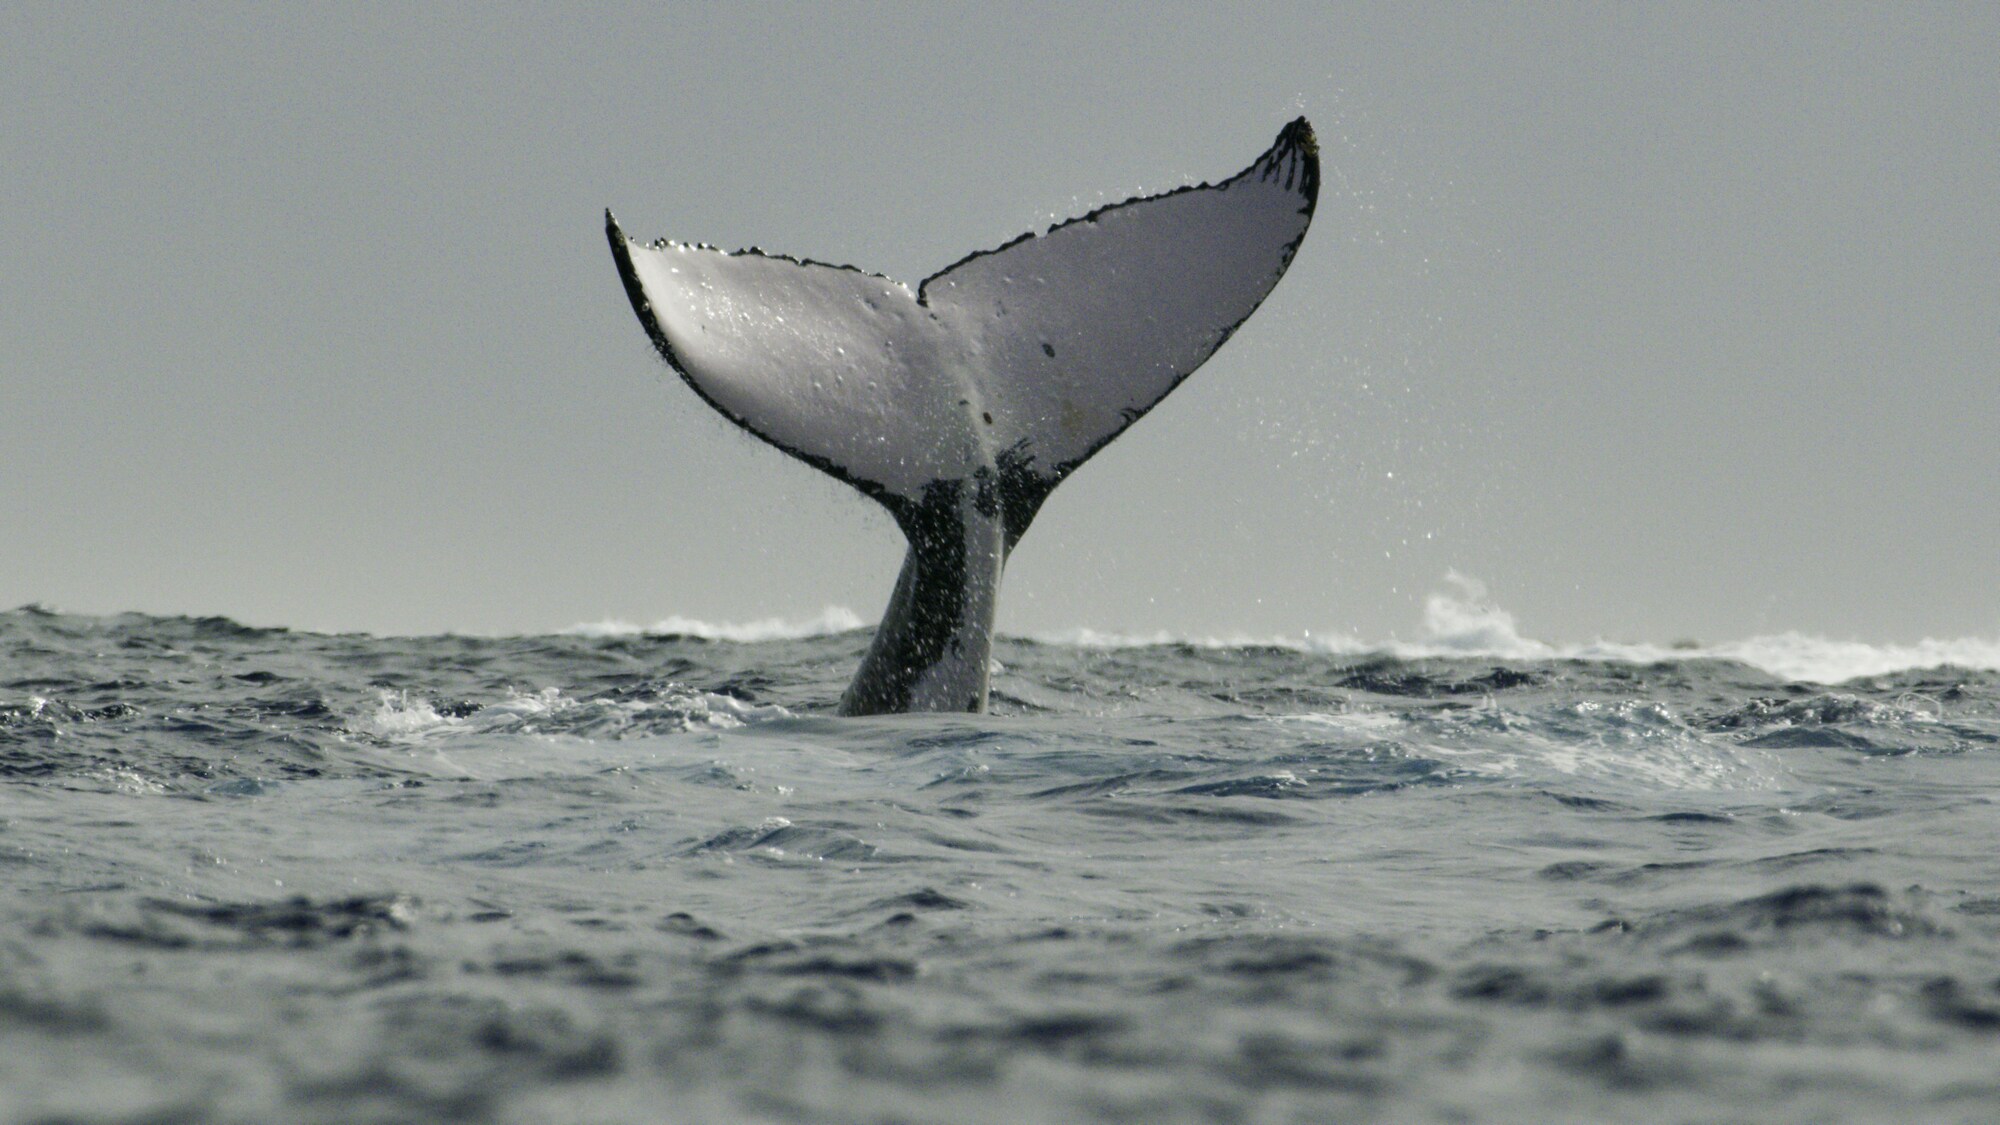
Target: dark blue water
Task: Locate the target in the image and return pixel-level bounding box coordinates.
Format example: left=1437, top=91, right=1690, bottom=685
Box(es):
left=4, top=605, right=1999, bottom=1123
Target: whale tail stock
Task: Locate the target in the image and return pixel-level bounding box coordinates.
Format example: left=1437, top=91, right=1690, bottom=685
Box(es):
left=608, top=118, right=1318, bottom=715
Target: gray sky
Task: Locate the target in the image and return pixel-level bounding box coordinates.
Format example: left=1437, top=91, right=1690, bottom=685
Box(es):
left=4, top=3, right=1995, bottom=644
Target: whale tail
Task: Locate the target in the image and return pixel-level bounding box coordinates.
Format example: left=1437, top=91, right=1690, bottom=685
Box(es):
left=609, top=118, right=1318, bottom=714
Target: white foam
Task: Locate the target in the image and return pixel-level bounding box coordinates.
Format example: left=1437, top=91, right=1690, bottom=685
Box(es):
left=1029, top=572, right=2000, bottom=683
left=1707, top=633, right=2000, bottom=684
left=368, top=690, right=457, bottom=740
left=1273, top=701, right=1783, bottom=792
left=1022, top=624, right=1375, bottom=652
left=363, top=686, right=789, bottom=746
left=564, top=606, right=866, bottom=642
left=555, top=579, right=1995, bottom=684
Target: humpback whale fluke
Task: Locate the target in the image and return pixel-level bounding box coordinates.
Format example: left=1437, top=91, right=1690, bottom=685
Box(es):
left=608, top=118, right=1318, bottom=715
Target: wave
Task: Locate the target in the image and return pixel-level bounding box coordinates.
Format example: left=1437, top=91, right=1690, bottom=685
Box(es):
left=1699, top=634, right=2000, bottom=684
left=562, top=606, right=867, bottom=642
left=1023, top=574, right=2000, bottom=684
left=366, top=685, right=790, bottom=745
left=19, top=584, right=1988, bottom=684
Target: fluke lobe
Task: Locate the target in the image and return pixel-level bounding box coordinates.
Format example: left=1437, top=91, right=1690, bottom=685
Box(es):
left=608, top=119, right=1318, bottom=715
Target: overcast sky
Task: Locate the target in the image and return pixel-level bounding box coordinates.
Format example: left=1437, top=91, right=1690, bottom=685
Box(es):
left=4, top=3, right=1995, bottom=644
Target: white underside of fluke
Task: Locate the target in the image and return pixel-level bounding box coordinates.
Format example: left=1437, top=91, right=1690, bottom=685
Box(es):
left=609, top=119, right=1319, bottom=713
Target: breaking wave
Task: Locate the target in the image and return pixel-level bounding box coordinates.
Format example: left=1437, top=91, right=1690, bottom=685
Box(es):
left=1024, top=572, right=2000, bottom=684
left=563, top=606, right=867, bottom=641
left=551, top=573, right=1994, bottom=684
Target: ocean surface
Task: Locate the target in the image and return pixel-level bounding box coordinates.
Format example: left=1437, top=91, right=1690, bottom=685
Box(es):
left=4, top=600, right=1999, bottom=1124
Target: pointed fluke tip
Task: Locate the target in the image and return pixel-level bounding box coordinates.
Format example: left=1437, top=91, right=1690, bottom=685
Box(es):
left=1278, top=116, right=1317, bottom=158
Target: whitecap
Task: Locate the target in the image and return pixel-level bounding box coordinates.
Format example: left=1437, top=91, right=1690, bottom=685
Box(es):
left=563, top=606, right=866, bottom=642
left=1020, top=572, right=2000, bottom=683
